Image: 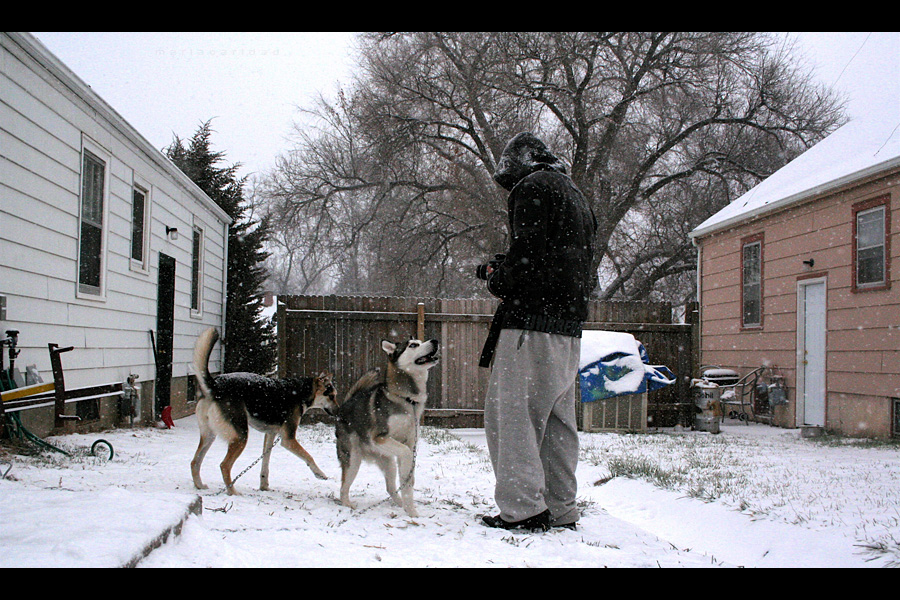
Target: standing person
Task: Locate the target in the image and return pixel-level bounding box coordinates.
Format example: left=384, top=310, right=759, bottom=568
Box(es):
left=476, top=132, right=597, bottom=532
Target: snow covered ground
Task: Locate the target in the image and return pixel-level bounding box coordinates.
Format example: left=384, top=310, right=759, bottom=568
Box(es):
left=1, top=414, right=898, bottom=568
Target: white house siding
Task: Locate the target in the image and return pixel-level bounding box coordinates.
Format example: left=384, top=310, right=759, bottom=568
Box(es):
left=1, top=33, right=230, bottom=432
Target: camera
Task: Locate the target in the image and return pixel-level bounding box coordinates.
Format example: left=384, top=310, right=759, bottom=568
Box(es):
left=476, top=254, right=506, bottom=280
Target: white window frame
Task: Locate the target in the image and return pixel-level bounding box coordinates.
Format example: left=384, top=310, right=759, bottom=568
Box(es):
left=855, top=204, right=886, bottom=289
left=741, top=236, right=763, bottom=328
left=129, top=173, right=152, bottom=274
left=76, top=136, right=111, bottom=300
left=190, top=223, right=205, bottom=317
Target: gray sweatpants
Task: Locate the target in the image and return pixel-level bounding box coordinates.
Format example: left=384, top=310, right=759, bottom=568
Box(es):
left=484, top=328, right=581, bottom=526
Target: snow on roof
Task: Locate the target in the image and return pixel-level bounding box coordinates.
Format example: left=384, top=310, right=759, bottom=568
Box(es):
left=690, top=108, right=900, bottom=239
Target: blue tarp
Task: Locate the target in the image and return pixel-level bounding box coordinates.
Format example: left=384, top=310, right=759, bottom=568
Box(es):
left=579, top=331, right=675, bottom=403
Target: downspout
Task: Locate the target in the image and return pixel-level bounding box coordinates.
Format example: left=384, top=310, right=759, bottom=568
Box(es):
left=220, top=219, right=229, bottom=371
left=691, top=234, right=702, bottom=377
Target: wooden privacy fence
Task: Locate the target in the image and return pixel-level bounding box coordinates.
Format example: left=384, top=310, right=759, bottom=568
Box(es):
left=277, top=295, right=695, bottom=429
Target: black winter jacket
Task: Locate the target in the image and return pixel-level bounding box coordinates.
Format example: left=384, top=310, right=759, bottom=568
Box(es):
left=479, top=133, right=597, bottom=367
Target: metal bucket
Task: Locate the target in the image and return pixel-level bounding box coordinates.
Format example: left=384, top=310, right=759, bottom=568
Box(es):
left=691, top=381, right=722, bottom=433
left=694, top=414, right=720, bottom=434
left=693, top=383, right=721, bottom=410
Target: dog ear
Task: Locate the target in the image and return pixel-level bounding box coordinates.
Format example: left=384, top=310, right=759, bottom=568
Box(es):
left=381, top=340, right=396, bottom=354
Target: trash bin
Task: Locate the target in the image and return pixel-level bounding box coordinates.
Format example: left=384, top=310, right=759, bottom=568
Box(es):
left=692, top=379, right=721, bottom=434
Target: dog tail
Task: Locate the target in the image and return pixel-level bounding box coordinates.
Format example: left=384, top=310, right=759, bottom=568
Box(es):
left=193, top=327, right=219, bottom=401
left=341, top=368, right=383, bottom=406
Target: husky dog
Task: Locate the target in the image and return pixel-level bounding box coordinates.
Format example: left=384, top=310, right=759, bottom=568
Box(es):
left=191, top=327, right=338, bottom=495
left=336, top=338, right=440, bottom=517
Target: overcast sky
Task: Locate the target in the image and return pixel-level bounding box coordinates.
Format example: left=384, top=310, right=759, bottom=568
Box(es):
left=30, top=32, right=900, bottom=180
left=32, top=32, right=357, bottom=179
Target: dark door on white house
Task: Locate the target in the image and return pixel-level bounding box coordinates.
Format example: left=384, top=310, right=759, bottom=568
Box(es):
left=155, top=253, right=176, bottom=419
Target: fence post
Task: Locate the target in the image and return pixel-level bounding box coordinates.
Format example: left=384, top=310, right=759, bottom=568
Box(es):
left=277, top=300, right=287, bottom=377
left=417, top=302, right=425, bottom=340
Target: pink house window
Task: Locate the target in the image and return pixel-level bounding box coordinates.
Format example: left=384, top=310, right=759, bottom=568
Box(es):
left=741, top=233, right=764, bottom=328
left=852, top=195, right=891, bottom=293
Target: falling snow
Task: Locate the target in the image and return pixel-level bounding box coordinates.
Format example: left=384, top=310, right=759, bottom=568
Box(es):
left=2, top=414, right=898, bottom=568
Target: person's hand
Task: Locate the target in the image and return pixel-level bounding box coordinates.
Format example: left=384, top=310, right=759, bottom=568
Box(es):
left=476, top=254, right=506, bottom=280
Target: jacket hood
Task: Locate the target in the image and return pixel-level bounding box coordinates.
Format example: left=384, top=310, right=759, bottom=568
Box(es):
left=493, top=132, right=568, bottom=191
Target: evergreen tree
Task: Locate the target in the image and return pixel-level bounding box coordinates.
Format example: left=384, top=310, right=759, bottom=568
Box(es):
left=166, top=121, right=276, bottom=374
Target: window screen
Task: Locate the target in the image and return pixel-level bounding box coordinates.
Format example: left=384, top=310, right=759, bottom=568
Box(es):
left=79, top=150, right=105, bottom=293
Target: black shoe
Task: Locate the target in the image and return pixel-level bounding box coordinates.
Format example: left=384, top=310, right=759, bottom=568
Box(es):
left=481, top=509, right=550, bottom=532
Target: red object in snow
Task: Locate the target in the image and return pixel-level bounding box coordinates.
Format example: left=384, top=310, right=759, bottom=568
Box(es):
left=161, top=406, right=174, bottom=429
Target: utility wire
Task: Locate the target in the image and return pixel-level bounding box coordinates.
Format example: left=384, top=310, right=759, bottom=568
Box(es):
left=831, top=32, right=871, bottom=88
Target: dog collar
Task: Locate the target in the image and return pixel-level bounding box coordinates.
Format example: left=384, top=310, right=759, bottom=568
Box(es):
left=386, top=389, right=422, bottom=406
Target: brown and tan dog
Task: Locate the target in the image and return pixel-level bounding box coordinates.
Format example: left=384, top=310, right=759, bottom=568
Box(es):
left=190, top=327, right=337, bottom=495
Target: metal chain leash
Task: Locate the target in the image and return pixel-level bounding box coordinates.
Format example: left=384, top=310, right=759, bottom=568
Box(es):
left=332, top=425, right=420, bottom=526
left=208, top=434, right=418, bottom=516
left=211, top=434, right=280, bottom=496
left=208, top=417, right=420, bottom=518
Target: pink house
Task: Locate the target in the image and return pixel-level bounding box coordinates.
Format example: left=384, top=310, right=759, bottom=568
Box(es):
left=690, top=112, right=900, bottom=438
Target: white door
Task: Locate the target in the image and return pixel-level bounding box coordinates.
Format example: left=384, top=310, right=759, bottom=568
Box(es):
left=798, top=279, right=826, bottom=426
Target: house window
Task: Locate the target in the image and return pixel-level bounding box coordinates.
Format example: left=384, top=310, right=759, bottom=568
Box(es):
left=893, top=398, right=900, bottom=439
left=78, top=148, right=106, bottom=295
left=75, top=397, right=100, bottom=422
left=131, top=185, right=148, bottom=265
left=187, top=374, right=197, bottom=406
left=191, top=226, right=203, bottom=313
left=853, top=196, right=890, bottom=291
left=741, top=234, right=763, bottom=328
